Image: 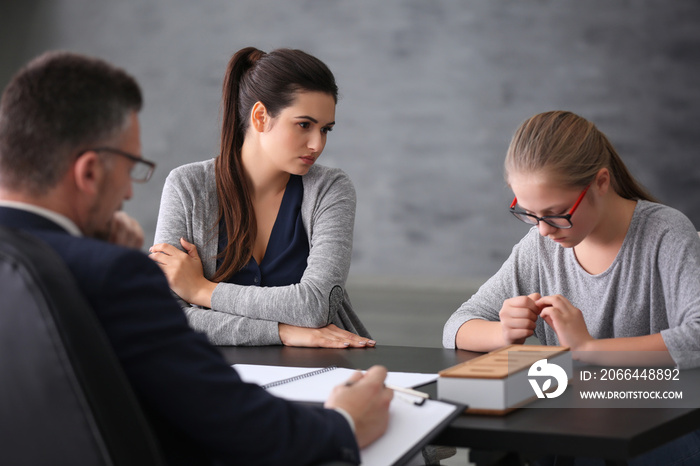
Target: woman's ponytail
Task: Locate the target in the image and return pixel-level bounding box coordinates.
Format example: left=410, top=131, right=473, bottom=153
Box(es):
left=213, top=47, right=264, bottom=281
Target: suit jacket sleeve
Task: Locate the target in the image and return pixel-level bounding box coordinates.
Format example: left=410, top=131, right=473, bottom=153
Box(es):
left=73, top=242, right=359, bottom=465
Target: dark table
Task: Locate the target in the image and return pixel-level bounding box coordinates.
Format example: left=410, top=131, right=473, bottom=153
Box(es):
left=219, top=345, right=700, bottom=465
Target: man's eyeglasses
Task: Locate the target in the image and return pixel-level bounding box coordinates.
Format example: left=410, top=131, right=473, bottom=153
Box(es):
left=509, top=184, right=590, bottom=229
left=80, top=147, right=156, bottom=182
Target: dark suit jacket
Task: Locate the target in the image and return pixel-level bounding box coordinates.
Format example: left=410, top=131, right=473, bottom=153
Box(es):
left=0, top=207, right=359, bottom=466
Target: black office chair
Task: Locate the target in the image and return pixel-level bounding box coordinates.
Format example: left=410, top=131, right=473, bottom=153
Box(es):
left=0, top=226, right=166, bottom=465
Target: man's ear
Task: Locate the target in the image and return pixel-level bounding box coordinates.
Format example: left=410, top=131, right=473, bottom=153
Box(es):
left=250, top=101, right=268, bottom=132
left=73, top=151, right=103, bottom=195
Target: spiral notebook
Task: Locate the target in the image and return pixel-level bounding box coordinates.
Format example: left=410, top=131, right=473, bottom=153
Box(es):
left=233, top=364, right=463, bottom=466
left=233, top=364, right=437, bottom=402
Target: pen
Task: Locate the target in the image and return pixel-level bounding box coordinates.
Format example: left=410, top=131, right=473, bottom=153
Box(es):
left=385, top=384, right=429, bottom=405
left=344, top=379, right=430, bottom=405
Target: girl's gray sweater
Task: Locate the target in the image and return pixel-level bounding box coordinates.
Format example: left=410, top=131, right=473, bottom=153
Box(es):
left=443, top=201, right=700, bottom=369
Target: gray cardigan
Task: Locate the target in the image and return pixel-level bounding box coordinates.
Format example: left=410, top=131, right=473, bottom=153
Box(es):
left=154, top=158, right=369, bottom=345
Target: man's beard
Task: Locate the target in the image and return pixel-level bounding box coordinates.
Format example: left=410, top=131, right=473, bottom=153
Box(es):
left=87, top=181, right=118, bottom=242
left=92, top=224, right=112, bottom=242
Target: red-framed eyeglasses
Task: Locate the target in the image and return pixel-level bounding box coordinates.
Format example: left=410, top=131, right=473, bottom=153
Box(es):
left=509, top=184, right=590, bottom=229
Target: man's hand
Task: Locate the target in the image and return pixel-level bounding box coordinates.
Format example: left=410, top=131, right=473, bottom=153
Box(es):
left=108, top=211, right=144, bottom=249
left=278, top=323, right=376, bottom=349
left=325, top=366, right=393, bottom=448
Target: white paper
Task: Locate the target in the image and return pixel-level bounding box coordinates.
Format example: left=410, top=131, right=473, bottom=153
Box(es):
left=231, top=364, right=457, bottom=466
left=233, top=364, right=437, bottom=403
left=361, top=398, right=459, bottom=466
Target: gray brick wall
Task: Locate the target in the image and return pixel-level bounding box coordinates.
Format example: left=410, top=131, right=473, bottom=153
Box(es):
left=2, top=1, right=698, bottom=286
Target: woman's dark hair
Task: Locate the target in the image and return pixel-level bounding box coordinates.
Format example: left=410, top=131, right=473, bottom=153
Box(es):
left=213, top=47, right=338, bottom=281
left=505, top=110, right=656, bottom=202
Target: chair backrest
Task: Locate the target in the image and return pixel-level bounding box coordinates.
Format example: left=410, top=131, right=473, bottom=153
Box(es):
left=0, top=226, right=165, bottom=465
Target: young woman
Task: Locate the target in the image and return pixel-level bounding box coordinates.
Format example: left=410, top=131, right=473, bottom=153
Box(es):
left=150, top=47, right=373, bottom=348
left=443, top=110, right=700, bottom=370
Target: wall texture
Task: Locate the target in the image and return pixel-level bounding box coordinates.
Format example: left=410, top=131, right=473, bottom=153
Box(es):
left=2, top=1, right=699, bottom=287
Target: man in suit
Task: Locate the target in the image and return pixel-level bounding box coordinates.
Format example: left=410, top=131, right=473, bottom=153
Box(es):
left=0, top=51, right=392, bottom=465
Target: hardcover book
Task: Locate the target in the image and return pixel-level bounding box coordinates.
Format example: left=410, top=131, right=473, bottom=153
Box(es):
left=438, top=345, right=572, bottom=415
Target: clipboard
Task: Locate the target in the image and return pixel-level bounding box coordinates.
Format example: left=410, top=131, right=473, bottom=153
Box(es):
left=233, top=364, right=464, bottom=466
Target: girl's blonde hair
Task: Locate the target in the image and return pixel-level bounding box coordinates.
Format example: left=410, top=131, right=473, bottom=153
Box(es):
left=505, top=111, right=656, bottom=202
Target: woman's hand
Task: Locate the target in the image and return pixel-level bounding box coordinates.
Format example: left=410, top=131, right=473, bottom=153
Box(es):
left=149, top=238, right=217, bottom=307
left=537, top=294, right=594, bottom=351
left=278, top=323, right=376, bottom=349
left=499, top=293, right=542, bottom=345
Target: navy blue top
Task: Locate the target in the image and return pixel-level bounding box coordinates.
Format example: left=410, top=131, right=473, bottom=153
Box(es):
left=217, top=175, right=309, bottom=286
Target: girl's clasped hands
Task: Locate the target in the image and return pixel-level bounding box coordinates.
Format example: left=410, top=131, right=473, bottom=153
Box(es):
left=500, top=292, right=593, bottom=351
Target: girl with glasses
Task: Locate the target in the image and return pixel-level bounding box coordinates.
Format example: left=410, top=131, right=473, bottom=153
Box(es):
left=444, top=111, right=700, bottom=370
left=150, top=47, right=373, bottom=349
left=444, top=111, right=700, bottom=464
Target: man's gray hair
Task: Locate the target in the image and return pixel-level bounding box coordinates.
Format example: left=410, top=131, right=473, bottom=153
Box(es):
left=0, top=51, right=142, bottom=195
